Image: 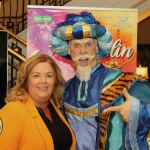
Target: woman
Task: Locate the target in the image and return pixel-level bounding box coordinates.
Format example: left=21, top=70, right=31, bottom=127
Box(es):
left=0, top=54, right=76, bottom=150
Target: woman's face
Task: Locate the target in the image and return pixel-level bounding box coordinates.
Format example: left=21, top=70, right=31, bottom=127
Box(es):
left=27, top=62, right=55, bottom=107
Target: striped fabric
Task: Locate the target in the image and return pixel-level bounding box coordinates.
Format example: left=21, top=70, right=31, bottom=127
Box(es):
left=99, top=73, right=145, bottom=150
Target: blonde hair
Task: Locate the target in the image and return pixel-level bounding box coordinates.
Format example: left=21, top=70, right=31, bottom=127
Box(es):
left=6, top=54, right=65, bottom=106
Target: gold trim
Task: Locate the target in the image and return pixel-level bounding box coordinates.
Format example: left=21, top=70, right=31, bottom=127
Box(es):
left=102, top=73, right=124, bottom=93
left=65, top=107, right=98, bottom=117
left=65, top=25, right=73, bottom=40
left=82, top=24, right=91, bottom=38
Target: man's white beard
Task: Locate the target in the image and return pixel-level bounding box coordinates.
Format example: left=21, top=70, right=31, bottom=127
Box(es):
left=72, top=54, right=96, bottom=81
left=76, top=65, right=92, bottom=81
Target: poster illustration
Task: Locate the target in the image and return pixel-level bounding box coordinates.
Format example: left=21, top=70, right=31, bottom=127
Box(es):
left=27, top=6, right=138, bottom=81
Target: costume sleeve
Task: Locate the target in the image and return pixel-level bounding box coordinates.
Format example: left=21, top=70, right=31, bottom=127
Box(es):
left=125, top=96, right=150, bottom=150
left=0, top=102, right=24, bottom=149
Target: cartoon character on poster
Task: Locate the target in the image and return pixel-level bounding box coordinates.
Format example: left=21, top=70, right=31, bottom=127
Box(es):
left=27, top=6, right=138, bottom=81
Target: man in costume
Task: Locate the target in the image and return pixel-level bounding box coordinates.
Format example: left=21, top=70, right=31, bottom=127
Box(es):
left=51, top=12, right=150, bottom=150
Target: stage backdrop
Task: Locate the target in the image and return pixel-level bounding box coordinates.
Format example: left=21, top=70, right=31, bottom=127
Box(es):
left=0, top=31, right=8, bottom=108
left=27, top=6, right=138, bottom=81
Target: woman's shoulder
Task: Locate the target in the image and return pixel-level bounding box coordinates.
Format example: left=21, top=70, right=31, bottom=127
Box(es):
left=0, top=101, right=26, bottom=115
left=0, top=101, right=28, bottom=133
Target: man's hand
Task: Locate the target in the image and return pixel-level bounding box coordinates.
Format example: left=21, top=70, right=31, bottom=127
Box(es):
left=102, top=88, right=131, bottom=123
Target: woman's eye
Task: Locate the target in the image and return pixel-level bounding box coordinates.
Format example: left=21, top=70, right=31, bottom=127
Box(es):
left=47, top=74, right=53, bottom=78
left=33, top=74, right=40, bottom=78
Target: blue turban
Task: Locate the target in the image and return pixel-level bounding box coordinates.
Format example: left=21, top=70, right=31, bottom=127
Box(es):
left=51, top=12, right=112, bottom=59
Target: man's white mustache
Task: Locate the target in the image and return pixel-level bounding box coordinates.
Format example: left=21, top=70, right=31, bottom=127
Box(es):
left=73, top=54, right=95, bottom=61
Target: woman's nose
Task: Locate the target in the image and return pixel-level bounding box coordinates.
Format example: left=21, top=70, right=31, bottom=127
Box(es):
left=40, top=75, right=46, bottom=82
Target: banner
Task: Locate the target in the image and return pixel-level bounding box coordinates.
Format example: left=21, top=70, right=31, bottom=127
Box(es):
left=27, top=6, right=138, bottom=81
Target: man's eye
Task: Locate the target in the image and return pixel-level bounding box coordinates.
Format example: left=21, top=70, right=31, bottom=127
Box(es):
left=86, top=43, right=92, bottom=47
left=73, top=43, right=80, bottom=48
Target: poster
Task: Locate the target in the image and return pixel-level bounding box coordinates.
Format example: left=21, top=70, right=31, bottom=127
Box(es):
left=27, top=6, right=138, bottom=81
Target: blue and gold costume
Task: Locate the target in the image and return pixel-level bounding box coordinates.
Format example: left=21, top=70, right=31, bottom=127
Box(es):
left=63, top=64, right=150, bottom=150
left=51, top=11, right=150, bottom=150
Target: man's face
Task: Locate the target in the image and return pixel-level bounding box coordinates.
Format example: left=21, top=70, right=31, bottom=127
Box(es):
left=68, top=38, right=98, bottom=67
